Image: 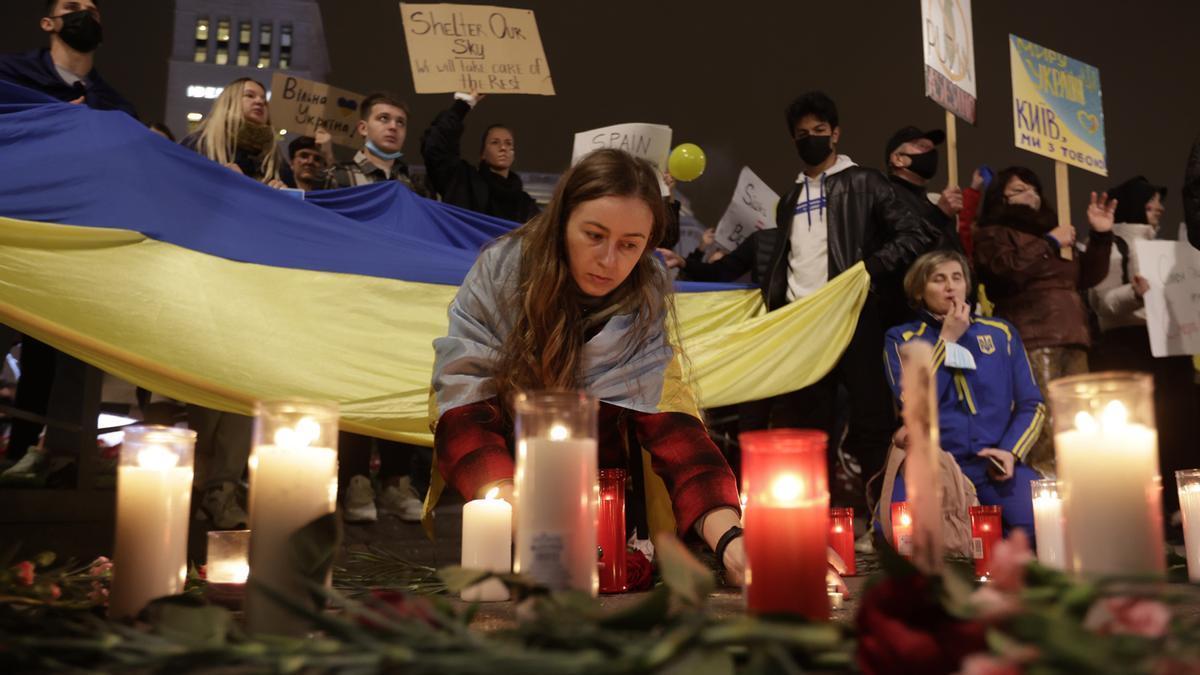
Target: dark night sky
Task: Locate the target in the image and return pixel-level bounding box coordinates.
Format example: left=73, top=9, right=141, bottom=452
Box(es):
left=3, top=1, right=1198, bottom=235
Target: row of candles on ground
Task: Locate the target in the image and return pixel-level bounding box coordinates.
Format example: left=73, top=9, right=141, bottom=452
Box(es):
left=110, top=371, right=1181, bottom=629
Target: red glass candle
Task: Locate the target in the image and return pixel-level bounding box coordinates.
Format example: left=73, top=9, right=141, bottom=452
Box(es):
left=970, top=505, right=1002, bottom=578
left=741, top=429, right=829, bottom=619
left=828, top=507, right=856, bottom=576
left=890, top=502, right=913, bottom=558
left=598, top=469, right=628, bottom=594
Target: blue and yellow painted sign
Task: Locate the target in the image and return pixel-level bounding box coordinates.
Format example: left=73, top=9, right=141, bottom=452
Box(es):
left=1009, top=34, right=1106, bottom=176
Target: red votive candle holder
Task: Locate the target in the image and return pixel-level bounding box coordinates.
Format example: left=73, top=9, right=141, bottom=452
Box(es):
left=598, top=469, right=628, bottom=594
left=828, top=507, right=856, bottom=576
left=970, top=505, right=1002, bottom=578
left=741, top=429, right=829, bottom=619
left=890, top=502, right=913, bottom=558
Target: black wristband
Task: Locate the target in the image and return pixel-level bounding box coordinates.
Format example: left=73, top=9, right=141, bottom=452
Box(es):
left=714, top=525, right=744, bottom=571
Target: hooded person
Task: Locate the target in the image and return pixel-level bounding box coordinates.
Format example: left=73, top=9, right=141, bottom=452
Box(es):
left=1089, top=175, right=1193, bottom=519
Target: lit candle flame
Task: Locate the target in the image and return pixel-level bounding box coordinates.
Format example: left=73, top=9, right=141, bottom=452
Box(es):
left=1074, top=411, right=1099, bottom=434
left=137, top=445, right=180, bottom=469
left=485, top=486, right=500, bottom=500
left=549, top=424, right=569, bottom=441
left=1101, top=400, right=1128, bottom=428
left=273, top=417, right=322, bottom=449
left=900, top=512, right=913, bottom=527
left=770, top=473, right=803, bottom=503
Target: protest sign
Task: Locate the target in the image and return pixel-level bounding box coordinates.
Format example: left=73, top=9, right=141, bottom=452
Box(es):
left=714, top=167, right=779, bottom=252
left=571, top=123, right=672, bottom=171
left=399, top=3, right=554, bottom=95
left=921, top=0, right=976, bottom=124
left=1135, top=240, right=1200, bottom=357
left=1009, top=34, right=1107, bottom=176
left=268, top=73, right=365, bottom=147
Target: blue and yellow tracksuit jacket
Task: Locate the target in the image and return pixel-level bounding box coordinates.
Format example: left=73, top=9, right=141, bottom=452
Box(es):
left=882, top=312, right=1045, bottom=534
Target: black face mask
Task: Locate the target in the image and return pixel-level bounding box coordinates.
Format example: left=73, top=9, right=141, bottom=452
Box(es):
left=795, top=134, right=833, bottom=166
left=904, top=149, right=939, bottom=180
left=54, top=10, right=103, bottom=53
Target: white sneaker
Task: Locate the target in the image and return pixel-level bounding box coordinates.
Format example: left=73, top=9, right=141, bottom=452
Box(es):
left=378, top=476, right=423, bottom=522
left=343, top=475, right=378, bottom=524
left=1, top=447, right=47, bottom=477
left=200, top=482, right=249, bottom=529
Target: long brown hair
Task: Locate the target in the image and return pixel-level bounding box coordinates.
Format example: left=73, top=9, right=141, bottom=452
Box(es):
left=493, top=148, right=671, bottom=403
left=191, top=78, right=280, bottom=183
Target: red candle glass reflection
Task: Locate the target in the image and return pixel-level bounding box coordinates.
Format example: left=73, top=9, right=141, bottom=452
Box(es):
left=741, top=429, right=829, bottom=619
left=970, top=505, right=1002, bottom=578
left=828, top=507, right=856, bottom=576
left=891, top=502, right=913, bottom=558
left=598, top=469, right=627, bottom=594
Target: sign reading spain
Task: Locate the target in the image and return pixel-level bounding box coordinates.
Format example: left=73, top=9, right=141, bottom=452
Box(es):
left=1009, top=35, right=1107, bottom=176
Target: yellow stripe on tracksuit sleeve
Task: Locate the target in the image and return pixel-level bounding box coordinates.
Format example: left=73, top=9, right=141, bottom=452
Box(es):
left=1010, top=403, right=1046, bottom=461
left=953, top=371, right=978, bottom=415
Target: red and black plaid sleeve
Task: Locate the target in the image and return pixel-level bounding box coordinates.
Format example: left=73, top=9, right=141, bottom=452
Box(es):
left=435, top=399, right=514, bottom=501
left=632, top=411, right=740, bottom=534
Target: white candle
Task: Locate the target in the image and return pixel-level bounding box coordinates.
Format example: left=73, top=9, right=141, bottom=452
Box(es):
left=1030, top=480, right=1066, bottom=570
left=1056, top=401, right=1164, bottom=576
left=245, top=404, right=339, bottom=636
left=1177, top=471, right=1200, bottom=582
left=109, top=427, right=196, bottom=619
left=206, top=529, right=251, bottom=584
left=461, top=487, right=513, bottom=602
left=514, top=425, right=598, bottom=594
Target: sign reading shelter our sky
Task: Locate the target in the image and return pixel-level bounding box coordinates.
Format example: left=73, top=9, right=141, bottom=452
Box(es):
left=399, top=3, right=554, bottom=96
left=921, top=0, right=977, bottom=123
left=1009, top=34, right=1107, bottom=176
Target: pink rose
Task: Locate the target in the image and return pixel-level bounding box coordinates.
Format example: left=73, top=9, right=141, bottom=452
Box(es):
left=959, top=654, right=1022, bottom=675
left=1084, top=597, right=1171, bottom=639
left=13, top=561, right=34, bottom=586
left=625, top=549, right=654, bottom=592
left=89, top=556, right=112, bottom=577
left=988, top=529, right=1034, bottom=593
left=48, top=584, right=61, bottom=600
left=88, top=582, right=109, bottom=605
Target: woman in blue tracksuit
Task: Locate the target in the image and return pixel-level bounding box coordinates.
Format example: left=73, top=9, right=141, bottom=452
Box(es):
left=883, top=250, right=1045, bottom=536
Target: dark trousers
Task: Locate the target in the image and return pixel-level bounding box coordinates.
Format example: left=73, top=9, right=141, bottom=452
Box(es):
left=8, top=337, right=56, bottom=460
left=740, top=294, right=898, bottom=495
left=1091, top=326, right=1198, bottom=515
left=338, top=432, right=432, bottom=495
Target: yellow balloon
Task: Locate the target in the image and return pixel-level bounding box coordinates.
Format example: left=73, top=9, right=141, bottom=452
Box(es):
left=668, top=143, right=707, bottom=182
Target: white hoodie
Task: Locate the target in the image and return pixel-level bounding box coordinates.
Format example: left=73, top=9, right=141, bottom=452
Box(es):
left=1089, top=222, right=1156, bottom=332
left=786, top=154, right=857, bottom=302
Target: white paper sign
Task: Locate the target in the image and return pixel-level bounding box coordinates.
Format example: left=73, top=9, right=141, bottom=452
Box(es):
left=921, top=0, right=976, bottom=123
left=714, top=167, right=780, bottom=251
left=1135, top=240, right=1200, bottom=357
left=571, top=123, right=672, bottom=171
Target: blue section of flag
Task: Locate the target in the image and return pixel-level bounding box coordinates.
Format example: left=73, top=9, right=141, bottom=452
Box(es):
left=0, top=80, right=747, bottom=292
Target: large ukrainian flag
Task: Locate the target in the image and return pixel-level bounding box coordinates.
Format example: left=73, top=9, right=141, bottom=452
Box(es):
left=0, top=82, right=869, bottom=445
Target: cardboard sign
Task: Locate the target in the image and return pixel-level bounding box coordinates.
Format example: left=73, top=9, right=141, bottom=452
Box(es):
left=399, top=3, right=554, bottom=95
left=921, top=0, right=976, bottom=123
left=714, top=167, right=779, bottom=252
left=1135, top=240, right=1200, bottom=357
left=571, top=123, right=672, bottom=171
left=268, top=73, right=365, bottom=148
left=1009, top=35, right=1107, bottom=176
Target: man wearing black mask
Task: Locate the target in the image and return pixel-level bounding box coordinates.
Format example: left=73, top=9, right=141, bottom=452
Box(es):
left=0, top=0, right=136, bottom=117
left=668, top=91, right=938, bottom=498
left=884, top=126, right=963, bottom=253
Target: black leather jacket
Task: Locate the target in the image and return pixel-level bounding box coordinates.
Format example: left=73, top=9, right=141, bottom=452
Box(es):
left=685, top=165, right=937, bottom=310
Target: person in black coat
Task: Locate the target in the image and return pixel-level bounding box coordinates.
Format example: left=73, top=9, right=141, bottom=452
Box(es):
left=420, top=93, right=539, bottom=223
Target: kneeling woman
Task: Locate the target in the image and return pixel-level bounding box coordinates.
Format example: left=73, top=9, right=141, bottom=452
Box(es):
left=431, top=149, right=748, bottom=581
left=884, top=251, right=1044, bottom=536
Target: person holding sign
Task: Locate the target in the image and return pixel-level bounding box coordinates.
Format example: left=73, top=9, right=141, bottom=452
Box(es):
left=972, top=167, right=1115, bottom=473
left=1089, top=176, right=1194, bottom=518
left=883, top=126, right=965, bottom=254
left=323, top=93, right=424, bottom=195
left=420, top=92, right=539, bottom=223
left=432, top=149, right=768, bottom=586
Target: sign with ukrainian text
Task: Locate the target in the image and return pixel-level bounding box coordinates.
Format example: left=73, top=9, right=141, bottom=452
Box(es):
left=399, top=3, right=555, bottom=96
left=268, top=73, right=364, bottom=148
left=1009, top=35, right=1107, bottom=176
left=922, top=0, right=976, bottom=123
